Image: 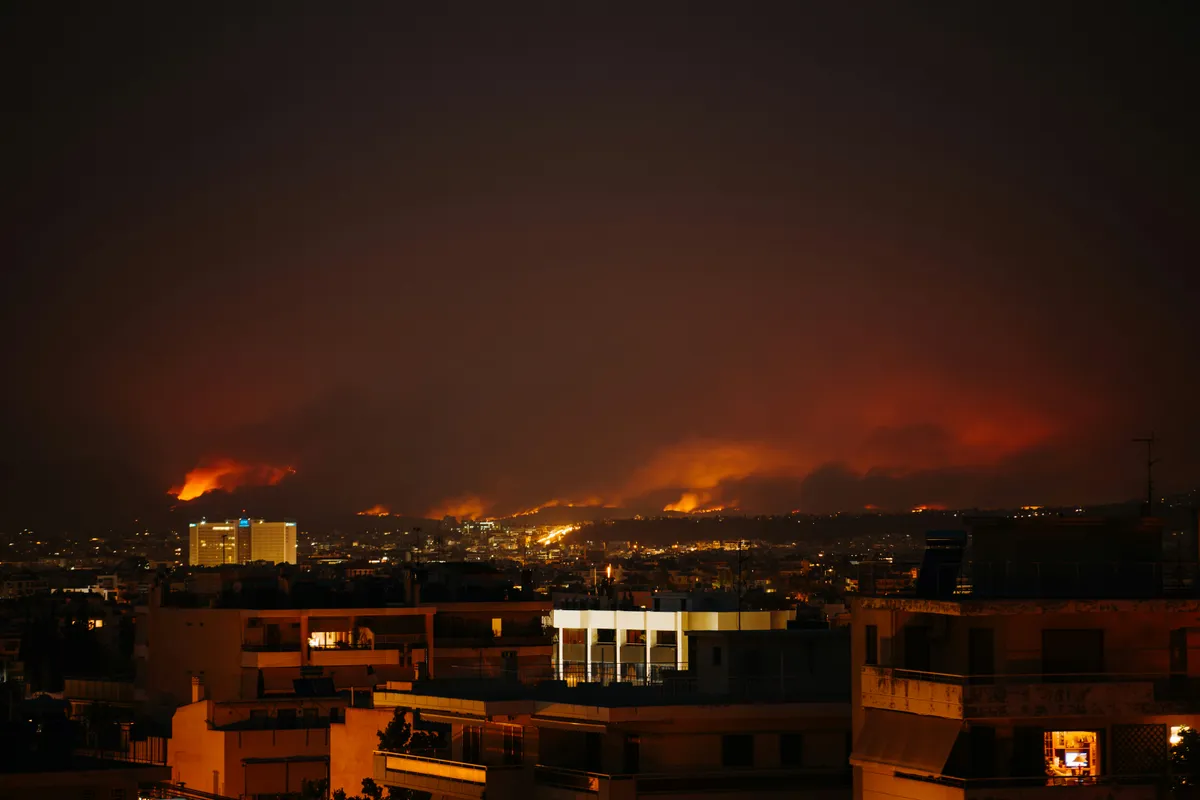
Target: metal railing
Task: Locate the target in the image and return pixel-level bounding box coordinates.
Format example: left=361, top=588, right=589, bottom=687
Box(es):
left=376, top=750, right=524, bottom=784
left=556, top=661, right=684, bottom=686
left=866, top=665, right=1200, bottom=702
left=534, top=765, right=848, bottom=794
left=897, top=771, right=1166, bottom=789
left=241, top=642, right=301, bottom=652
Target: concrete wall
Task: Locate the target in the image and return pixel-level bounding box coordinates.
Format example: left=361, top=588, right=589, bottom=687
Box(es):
left=168, top=700, right=226, bottom=795
left=331, top=707, right=396, bottom=797
left=145, top=608, right=245, bottom=709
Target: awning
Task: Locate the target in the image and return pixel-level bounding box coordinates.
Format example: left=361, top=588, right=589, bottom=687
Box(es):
left=308, top=617, right=352, bottom=633
left=851, top=709, right=962, bottom=774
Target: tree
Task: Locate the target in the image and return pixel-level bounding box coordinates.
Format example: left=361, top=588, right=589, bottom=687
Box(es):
left=1174, top=727, right=1200, bottom=796
left=301, top=778, right=329, bottom=800
left=378, top=707, right=440, bottom=755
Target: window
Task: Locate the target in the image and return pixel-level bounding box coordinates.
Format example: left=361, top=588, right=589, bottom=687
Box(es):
left=492, top=618, right=503, bottom=637
left=585, top=732, right=603, bottom=772
left=1043, top=630, right=1104, bottom=677
left=626, top=630, right=646, bottom=645
left=712, top=646, right=722, bottom=666
left=904, top=625, right=931, bottom=672
left=625, top=734, right=641, bottom=773
left=597, top=629, right=616, bottom=644
left=722, top=734, right=754, bottom=767
left=780, top=733, right=804, bottom=767
left=277, top=708, right=297, bottom=727
left=463, top=725, right=483, bottom=763
left=657, top=631, right=677, bottom=647
left=502, top=725, right=523, bottom=765
left=1044, top=730, right=1100, bottom=782
left=563, top=629, right=586, bottom=645
left=654, top=598, right=661, bottom=611
left=865, top=625, right=878, bottom=666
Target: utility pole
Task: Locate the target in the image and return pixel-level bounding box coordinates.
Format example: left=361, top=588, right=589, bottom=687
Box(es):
left=1133, top=434, right=1159, bottom=516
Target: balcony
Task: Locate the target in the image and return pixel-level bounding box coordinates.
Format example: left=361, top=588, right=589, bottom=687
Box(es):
left=898, top=772, right=1159, bottom=800
left=241, top=646, right=301, bottom=669
left=310, top=646, right=400, bottom=667
left=374, top=750, right=525, bottom=800
left=862, top=666, right=1197, bottom=719
left=534, top=766, right=847, bottom=799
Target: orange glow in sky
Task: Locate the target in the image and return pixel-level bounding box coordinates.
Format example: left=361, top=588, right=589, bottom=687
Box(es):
left=169, top=458, right=294, bottom=501
left=357, top=504, right=392, bottom=516
left=427, top=495, right=487, bottom=521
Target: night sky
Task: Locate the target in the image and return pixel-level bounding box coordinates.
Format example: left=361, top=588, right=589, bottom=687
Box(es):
left=3, top=3, right=1198, bottom=531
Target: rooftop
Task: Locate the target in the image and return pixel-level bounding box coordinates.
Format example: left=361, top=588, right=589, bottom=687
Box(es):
left=377, top=675, right=848, bottom=709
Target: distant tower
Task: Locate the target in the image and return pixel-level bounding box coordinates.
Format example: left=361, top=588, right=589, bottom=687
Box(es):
left=188, top=518, right=297, bottom=565
left=1133, top=434, right=1159, bottom=516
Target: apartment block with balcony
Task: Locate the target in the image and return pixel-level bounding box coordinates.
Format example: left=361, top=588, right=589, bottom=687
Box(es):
left=552, top=590, right=794, bottom=685
left=850, top=516, right=1200, bottom=800
left=427, top=600, right=553, bottom=682
left=340, top=627, right=851, bottom=800
left=137, top=601, right=434, bottom=716
left=169, top=679, right=347, bottom=798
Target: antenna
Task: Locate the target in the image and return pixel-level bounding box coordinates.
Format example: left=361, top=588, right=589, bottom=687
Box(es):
left=1132, top=434, right=1159, bottom=516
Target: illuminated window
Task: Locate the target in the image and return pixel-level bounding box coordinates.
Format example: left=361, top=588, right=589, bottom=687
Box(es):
left=1044, top=731, right=1100, bottom=782
left=492, top=618, right=503, bottom=637
left=563, top=629, right=586, bottom=645
left=1172, top=725, right=1191, bottom=746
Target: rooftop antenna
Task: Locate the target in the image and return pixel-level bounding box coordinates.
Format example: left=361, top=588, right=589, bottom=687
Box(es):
left=1133, top=434, right=1159, bottom=516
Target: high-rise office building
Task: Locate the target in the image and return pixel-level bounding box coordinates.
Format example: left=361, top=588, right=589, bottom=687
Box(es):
left=247, top=519, right=297, bottom=564
left=188, top=519, right=298, bottom=566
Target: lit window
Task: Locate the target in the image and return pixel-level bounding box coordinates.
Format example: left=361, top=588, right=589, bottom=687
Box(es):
left=1044, top=731, right=1100, bottom=782
left=1172, top=725, right=1190, bottom=746
left=492, top=618, right=503, bottom=637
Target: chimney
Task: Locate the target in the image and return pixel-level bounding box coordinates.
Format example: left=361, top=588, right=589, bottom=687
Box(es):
left=191, top=675, right=205, bottom=703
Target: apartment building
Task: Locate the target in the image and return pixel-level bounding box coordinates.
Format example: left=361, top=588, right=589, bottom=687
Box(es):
left=169, top=679, right=347, bottom=798
left=137, top=602, right=434, bottom=715
left=427, top=600, right=553, bottom=682
left=552, top=590, right=794, bottom=684
left=850, top=516, right=1200, bottom=800
left=336, top=627, right=851, bottom=800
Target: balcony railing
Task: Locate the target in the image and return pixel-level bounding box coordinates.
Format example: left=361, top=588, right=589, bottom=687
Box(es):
left=863, top=665, right=1200, bottom=718
left=374, top=750, right=525, bottom=798
left=241, top=642, right=301, bottom=652
left=534, top=765, right=848, bottom=795
left=871, top=665, right=1200, bottom=692
left=557, top=661, right=685, bottom=686
left=898, top=770, right=1163, bottom=800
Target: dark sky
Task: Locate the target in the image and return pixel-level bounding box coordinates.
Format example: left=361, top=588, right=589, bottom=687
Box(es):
left=2, top=3, right=1198, bottom=530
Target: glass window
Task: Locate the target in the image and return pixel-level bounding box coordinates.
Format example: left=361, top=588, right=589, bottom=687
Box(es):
left=722, top=734, right=754, bottom=767
left=780, top=733, right=804, bottom=767
left=657, top=631, right=677, bottom=647
left=502, top=725, right=523, bottom=765
left=463, top=725, right=483, bottom=763
left=1044, top=730, right=1100, bottom=782
left=865, top=625, right=878, bottom=666
left=626, top=630, right=646, bottom=645
left=492, top=618, right=503, bottom=637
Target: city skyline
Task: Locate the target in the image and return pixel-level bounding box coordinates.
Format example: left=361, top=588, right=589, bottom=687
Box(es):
left=3, top=5, right=1198, bottom=531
